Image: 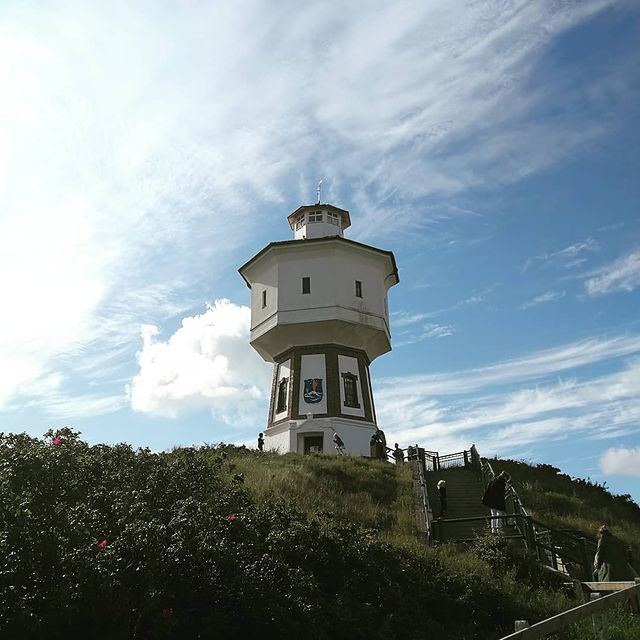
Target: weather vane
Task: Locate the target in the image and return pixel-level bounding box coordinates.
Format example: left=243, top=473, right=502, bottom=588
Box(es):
left=316, top=178, right=323, bottom=204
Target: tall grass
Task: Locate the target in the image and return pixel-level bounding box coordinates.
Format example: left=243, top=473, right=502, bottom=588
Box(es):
left=215, top=447, right=640, bottom=639
left=223, top=450, right=416, bottom=544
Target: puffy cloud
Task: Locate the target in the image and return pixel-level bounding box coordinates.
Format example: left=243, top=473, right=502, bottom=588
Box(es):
left=599, top=447, right=640, bottom=478
left=128, top=300, right=271, bottom=426
left=585, top=249, right=640, bottom=296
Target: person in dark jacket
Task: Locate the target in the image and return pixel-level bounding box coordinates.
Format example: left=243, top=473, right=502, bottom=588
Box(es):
left=594, top=525, right=637, bottom=581
left=594, top=524, right=639, bottom=613
left=481, top=471, right=510, bottom=533
left=392, top=443, right=405, bottom=464
left=437, top=479, right=447, bottom=517
left=257, top=433, right=264, bottom=452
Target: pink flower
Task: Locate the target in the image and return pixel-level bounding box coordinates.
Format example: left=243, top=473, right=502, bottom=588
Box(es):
left=225, top=515, right=237, bottom=522
left=52, top=438, right=61, bottom=445
left=98, top=539, right=108, bottom=549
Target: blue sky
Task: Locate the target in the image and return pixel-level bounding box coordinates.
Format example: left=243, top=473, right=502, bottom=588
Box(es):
left=1, top=1, right=639, bottom=502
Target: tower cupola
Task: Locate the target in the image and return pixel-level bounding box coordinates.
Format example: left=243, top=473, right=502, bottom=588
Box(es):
left=288, top=204, right=351, bottom=240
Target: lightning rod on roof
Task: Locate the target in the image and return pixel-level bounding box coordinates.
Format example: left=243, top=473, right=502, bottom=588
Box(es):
left=316, top=179, right=322, bottom=204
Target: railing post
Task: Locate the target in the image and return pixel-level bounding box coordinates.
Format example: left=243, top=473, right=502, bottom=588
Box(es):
left=434, top=518, right=446, bottom=542
left=590, top=593, right=607, bottom=640
left=524, top=516, right=538, bottom=557
left=579, top=537, right=590, bottom=580
left=463, top=450, right=469, bottom=467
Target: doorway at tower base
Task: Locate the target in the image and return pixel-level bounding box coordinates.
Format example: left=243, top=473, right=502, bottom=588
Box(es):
left=264, top=417, right=378, bottom=456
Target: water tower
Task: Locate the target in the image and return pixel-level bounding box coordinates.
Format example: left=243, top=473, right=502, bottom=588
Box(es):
left=238, top=202, right=398, bottom=455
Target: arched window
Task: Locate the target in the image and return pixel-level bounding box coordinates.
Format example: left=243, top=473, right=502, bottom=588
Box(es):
left=276, top=377, right=288, bottom=413
left=342, top=372, right=360, bottom=408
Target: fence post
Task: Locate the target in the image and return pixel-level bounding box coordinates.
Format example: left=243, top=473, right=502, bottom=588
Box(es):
left=514, top=620, right=530, bottom=631
left=463, top=450, right=469, bottom=467
left=590, top=593, right=607, bottom=640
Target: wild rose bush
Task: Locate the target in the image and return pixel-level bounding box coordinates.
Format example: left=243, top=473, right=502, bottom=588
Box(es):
left=0, top=430, right=586, bottom=639
left=0, top=430, right=449, bottom=639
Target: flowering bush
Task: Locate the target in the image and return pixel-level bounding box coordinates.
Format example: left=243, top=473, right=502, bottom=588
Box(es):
left=1, top=430, right=613, bottom=639
left=0, top=429, right=451, bottom=639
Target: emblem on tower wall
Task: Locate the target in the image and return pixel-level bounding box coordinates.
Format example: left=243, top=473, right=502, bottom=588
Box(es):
left=303, top=378, right=323, bottom=404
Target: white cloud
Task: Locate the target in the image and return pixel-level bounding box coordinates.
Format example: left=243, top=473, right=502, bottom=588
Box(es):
left=128, top=300, right=271, bottom=426
left=519, top=290, right=566, bottom=310
left=600, top=447, right=640, bottom=478
left=585, top=248, right=640, bottom=296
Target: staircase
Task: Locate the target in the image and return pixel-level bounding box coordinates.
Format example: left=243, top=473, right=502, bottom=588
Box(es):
left=426, top=466, right=488, bottom=541
left=409, top=445, right=594, bottom=579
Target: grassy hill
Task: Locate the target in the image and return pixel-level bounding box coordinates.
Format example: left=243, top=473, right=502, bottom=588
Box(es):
left=488, top=457, right=640, bottom=570
left=1, top=430, right=638, bottom=639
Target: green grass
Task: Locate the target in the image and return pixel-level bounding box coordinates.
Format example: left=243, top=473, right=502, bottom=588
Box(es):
left=218, top=447, right=640, bottom=639
left=222, top=449, right=417, bottom=544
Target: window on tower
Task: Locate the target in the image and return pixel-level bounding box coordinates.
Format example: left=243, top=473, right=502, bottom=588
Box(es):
left=327, top=212, right=339, bottom=226
left=308, top=211, right=323, bottom=223
left=295, top=214, right=305, bottom=230
left=302, top=277, right=311, bottom=294
left=262, top=290, right=267, bottom=308
left=276, top=377, right=288, bottom=413
left=355, top=280, right=362, bottom=298
left=342, top=372, right=360, bottom=408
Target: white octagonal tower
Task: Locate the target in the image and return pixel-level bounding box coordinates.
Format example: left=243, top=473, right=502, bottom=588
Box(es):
left=239, top=203, right=399, bottom=456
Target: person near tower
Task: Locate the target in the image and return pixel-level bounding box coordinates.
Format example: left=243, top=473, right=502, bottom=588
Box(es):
left=257, top=432, right=264, bottom=452
left=332, top=431, right=345, bottom=455
left=392, top=443, right=405, bottom=464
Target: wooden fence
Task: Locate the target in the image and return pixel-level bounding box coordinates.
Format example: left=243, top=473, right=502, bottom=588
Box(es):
left=499, top=579, right=640, bottom=639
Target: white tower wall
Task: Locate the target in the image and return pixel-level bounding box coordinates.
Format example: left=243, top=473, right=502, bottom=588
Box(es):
left=239, top=202, right=398, bottom=457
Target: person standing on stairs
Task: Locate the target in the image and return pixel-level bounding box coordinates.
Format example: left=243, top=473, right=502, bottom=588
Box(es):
left=481, top=471, right=510, bottom=533
left=437, top=479, right=447, bottom=517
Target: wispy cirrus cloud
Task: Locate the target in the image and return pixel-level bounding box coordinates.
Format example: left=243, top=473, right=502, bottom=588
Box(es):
left=379, top=345, right=640, bottom=457
left=584, top=248, right=640, bottom=296
left=519, top=290, right=566, bottom=310
left=378, top=334, right=640, bottom=395
left=391, top=311, right=437, bottom=327
left=521, top=239, right=599, bottom=272
left=395, top=323, right=455, bottom=347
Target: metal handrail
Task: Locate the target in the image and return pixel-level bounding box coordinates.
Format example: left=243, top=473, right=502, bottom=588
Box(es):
left=470, top=451, right=595, bottom=578
left=409, top=444, right=433, bottom=541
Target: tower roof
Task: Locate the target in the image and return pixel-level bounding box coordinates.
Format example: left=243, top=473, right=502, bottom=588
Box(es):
left=238, top=235, right=399, bottom=289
